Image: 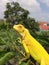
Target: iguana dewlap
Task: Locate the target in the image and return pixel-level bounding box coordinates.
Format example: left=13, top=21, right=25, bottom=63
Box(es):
left=13, top=24, right=49, bottom=65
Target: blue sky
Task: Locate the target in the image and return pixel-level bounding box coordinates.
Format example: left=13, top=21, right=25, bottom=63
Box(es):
left=0, top=0, right=49, bottom=22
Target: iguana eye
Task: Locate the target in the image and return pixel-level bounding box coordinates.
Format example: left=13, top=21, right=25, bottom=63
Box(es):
left=18, top=26, right=22, bottom=29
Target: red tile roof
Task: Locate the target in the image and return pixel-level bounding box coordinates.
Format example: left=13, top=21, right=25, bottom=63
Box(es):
left=39, top=22, right=49, bottom=30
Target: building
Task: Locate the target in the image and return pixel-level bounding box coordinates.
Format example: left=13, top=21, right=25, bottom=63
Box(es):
left=39, top=22, right=49, bottom=31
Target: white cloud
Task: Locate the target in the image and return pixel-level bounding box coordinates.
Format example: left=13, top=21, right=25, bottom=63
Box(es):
left=39, top=0, right=49, bottom=7
left=30, top=12, right=49, bottom=22
left=10, top=0, right=41, bottom=12
left=0, top=0, right=10, bottom=19
left=0, top=0, right=41, bottom=19
left=19, top=0, right=39, bottom=6
left=16, top=0, right=41, bottom=12
left=0, top=0, right=49, bottom=22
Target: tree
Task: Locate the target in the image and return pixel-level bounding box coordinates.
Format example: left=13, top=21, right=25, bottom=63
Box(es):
left=4, top=2, right=29, bottom=25
left=4, top=1, right=39, bottom=31
left=23, top=17, right=39, bottom=31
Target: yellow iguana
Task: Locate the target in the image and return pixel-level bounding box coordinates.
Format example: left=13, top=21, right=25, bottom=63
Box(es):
left=13, top=24, right=49, bottom=65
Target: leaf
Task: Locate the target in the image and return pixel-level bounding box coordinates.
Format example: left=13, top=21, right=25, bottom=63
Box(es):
left=20, top=62, right=28, bottom=65
left=0, top=52, right=15, bottom=65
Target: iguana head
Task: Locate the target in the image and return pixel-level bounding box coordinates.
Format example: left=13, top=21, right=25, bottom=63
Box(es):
left=13, top=24, right=27, bottom=39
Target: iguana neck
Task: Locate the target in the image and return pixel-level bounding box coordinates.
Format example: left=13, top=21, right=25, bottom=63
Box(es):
left=20, top=29, right=28, bottom=40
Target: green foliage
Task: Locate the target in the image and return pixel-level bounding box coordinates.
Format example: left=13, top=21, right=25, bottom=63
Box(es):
left=23, top=17, right=39, bottom=30
left=0, top=21, right=7, bottom=30
left=4, top=2, right=29, bottom=25
left=0, top=20, right=49, bottom=65
left=20, top=62, right=29, bottom=65
left=0, top=1, right=49, bottom=65
left=0, top=52, right=15, bottom=65
left=0, top=27, right=28, bottom=65
left=4, top=1, right=39, bottom=31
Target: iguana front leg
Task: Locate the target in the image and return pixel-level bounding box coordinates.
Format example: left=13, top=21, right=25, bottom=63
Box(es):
left=40, top=57, right=46, bottom=65
left=19, top=43, right=30, bottom=64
